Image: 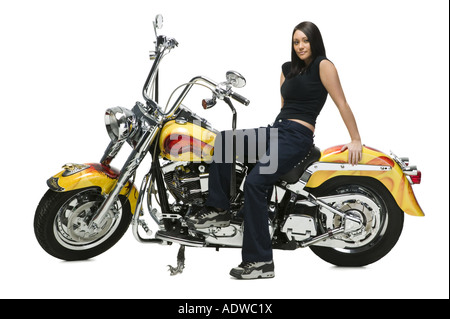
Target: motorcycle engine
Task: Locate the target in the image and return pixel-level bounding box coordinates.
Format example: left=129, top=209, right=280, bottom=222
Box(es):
left=162, top=161, right=247, bottom=207
left=162, top=162, right=209, bottom=205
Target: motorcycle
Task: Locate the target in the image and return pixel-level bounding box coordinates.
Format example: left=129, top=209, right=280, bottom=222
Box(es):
left=34, top=15, right=424, bottom=275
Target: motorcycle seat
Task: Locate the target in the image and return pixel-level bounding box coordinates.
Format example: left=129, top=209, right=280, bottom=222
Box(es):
left=280, top=145, right=321, bottom=184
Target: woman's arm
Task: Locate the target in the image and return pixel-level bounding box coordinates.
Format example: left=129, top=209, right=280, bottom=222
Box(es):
left=319, top=59, right=362, bottom=165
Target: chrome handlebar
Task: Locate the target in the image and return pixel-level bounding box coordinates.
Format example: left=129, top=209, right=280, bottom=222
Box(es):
left=142, top=30, right=250, bottom=122
left=162, top=76, right=250, bottom=120
left=142, top=35, right=178, bottom=104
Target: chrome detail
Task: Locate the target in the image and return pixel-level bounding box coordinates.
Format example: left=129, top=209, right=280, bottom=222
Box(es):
left=139, top=219, right=152, bottom=236
left=167, top=245, right=185, bottom=276
left=61, top=163, right=90, bottom=177
left=163, top=73, right=249, bottom=120
left=279, top=190, right=381, bottom=248
left=403, top=165, right=418, bottom=175
left=199, top=173, right=209, bottom=193
left=105, top=107, right=137, bottom=142
left=149, top=51, right=157, bottom=61
left=162, top=213, right=183, bottom=219
left=142, top=33, right=178, bottom=104
left=149, top=208, right=161, bottom=224
left=201, top=224, right=244, bottom=247
left=295, top=199, right=316, bottom=207
left=132, top=214, right=162, bottom=244
left=309, top=162, right=392, bottom=173
left=66, top=201, right=115, bottom=242
left=390, top=151, right=421, bottom=184
left=188, top=188, right=201, bottom=195
left=400, top=157, right=410, bottom=165
left=285, top=162, right=392, bottom=196
left=100, top=140, right=126, bottom=165
left=154, top=14, right=163, bottom=31
left=47, top=176, right=65, bottom=192
left=177, top=176, right=202, bottom=184
left=155, top=231, right=204, bottom=247
left=202, top=97, right=217, bottom=109
left=53, top=189, right=122, bottom=250
left=175, top=117, right=187, bottom=124
left=91, top=125, right=160, bottom=231
left=226, top=71, right=246, bottom=88
left=270, top=186, right=286, bottom=204
left=390, top=151, right=408, bottom=170
left=309, top=192, right=382, bottom=248
left=165, top=76, right=219, bottom=119
left=161, top=161, right=189, bottom=175
left=131, top=169, right=163, bottom=244
left=193, top=222, right=274, bottom=248
left=299, top=226, right=346, bottom=248
left=390, top=151, right=418, bottom=175
left=282, top=215, right=317, bottom=241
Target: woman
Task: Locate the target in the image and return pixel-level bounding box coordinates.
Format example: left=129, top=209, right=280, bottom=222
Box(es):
left=188, top=21, right=362, bottom=279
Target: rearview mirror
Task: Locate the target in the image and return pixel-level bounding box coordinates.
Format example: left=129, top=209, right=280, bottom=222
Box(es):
left=226, top=71, right=246, bottom=88
left=154, top=14, right=164, bottom=30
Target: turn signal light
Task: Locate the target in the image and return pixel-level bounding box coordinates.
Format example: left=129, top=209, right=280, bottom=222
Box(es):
left=202, top=98, right=217, bottom=110
left=410, top=171, right=422, bottom=184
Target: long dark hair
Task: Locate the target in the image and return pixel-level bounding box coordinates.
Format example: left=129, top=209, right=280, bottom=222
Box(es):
left=287, top=21, right=326, bottom=78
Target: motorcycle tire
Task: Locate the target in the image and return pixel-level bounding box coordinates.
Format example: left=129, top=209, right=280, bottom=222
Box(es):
left=309, top=177, right=404, bottom=267
left=34, top=187, right=132, bottom=261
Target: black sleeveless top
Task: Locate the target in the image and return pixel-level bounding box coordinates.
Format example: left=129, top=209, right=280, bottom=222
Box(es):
left=276, top=56, right=329, bottom=127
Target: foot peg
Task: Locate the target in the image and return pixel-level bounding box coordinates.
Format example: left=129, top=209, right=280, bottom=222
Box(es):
left=168, top=245, right=185, bottom=276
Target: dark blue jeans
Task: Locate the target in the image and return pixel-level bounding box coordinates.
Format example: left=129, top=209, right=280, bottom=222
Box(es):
left=205, top=119, right=314, bottom=262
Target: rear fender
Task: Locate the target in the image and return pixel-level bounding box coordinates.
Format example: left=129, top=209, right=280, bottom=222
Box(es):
left=47, top=163, right=138, bottom=214
left=306, top=146, right=424, bottom=216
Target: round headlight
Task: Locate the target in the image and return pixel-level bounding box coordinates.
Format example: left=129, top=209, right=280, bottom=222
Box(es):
left=105, top=107, right=137, bottom=142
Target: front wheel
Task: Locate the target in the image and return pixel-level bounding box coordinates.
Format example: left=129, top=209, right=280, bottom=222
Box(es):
left=309, top=177, right=404, bottom=267
left=34, top=188, right=132, bottom=261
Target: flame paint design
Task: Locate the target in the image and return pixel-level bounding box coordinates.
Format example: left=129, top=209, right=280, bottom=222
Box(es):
left=307, top=145, right=424, bottom=216
left=159, top=120, right=216, bottom=162
left=163, top=134, right=214, bottom=160
left=48, top=163, right=138, bottom=214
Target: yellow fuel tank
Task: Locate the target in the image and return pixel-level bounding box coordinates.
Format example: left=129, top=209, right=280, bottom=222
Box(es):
left=159, top=118, right=217, bottom=162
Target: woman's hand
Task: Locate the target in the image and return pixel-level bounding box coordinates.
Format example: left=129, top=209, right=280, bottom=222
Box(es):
left=341, top=140, right=363, bottom=165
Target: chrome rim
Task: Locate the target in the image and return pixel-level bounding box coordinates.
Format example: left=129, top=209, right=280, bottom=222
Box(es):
left=324, top=185, right=388, bottom=252
left=53, top=189, right=123, bottom=251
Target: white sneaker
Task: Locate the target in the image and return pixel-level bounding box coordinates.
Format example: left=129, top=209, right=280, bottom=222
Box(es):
left=230, top=261, right=275, bottom=279
left=187, top=207, right=230, bottom=229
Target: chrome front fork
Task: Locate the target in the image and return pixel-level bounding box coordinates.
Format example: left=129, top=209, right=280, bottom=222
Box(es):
left=89, top=125, right=160, bottom=231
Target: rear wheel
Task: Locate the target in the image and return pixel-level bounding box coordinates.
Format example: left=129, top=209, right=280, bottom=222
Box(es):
left=309, top=177, right=404, bottom=266
left=34, top=188, right=132, bottom=261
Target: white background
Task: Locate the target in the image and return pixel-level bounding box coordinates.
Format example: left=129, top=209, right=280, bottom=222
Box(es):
left=0, top=0, right=448, bottom=299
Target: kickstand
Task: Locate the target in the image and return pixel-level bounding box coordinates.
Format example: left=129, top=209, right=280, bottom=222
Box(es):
left=168, top=245, right=185, bottom=276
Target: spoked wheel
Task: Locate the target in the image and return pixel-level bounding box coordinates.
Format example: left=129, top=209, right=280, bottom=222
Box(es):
left=34, top=188, right=132, bottom=261
left=309, top=177, right=404, bottom=267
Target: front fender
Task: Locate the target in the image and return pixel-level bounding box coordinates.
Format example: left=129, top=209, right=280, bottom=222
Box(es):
left=47, top=163, right=138, bottom=214
left=306, top=145, right=424, bottom=217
